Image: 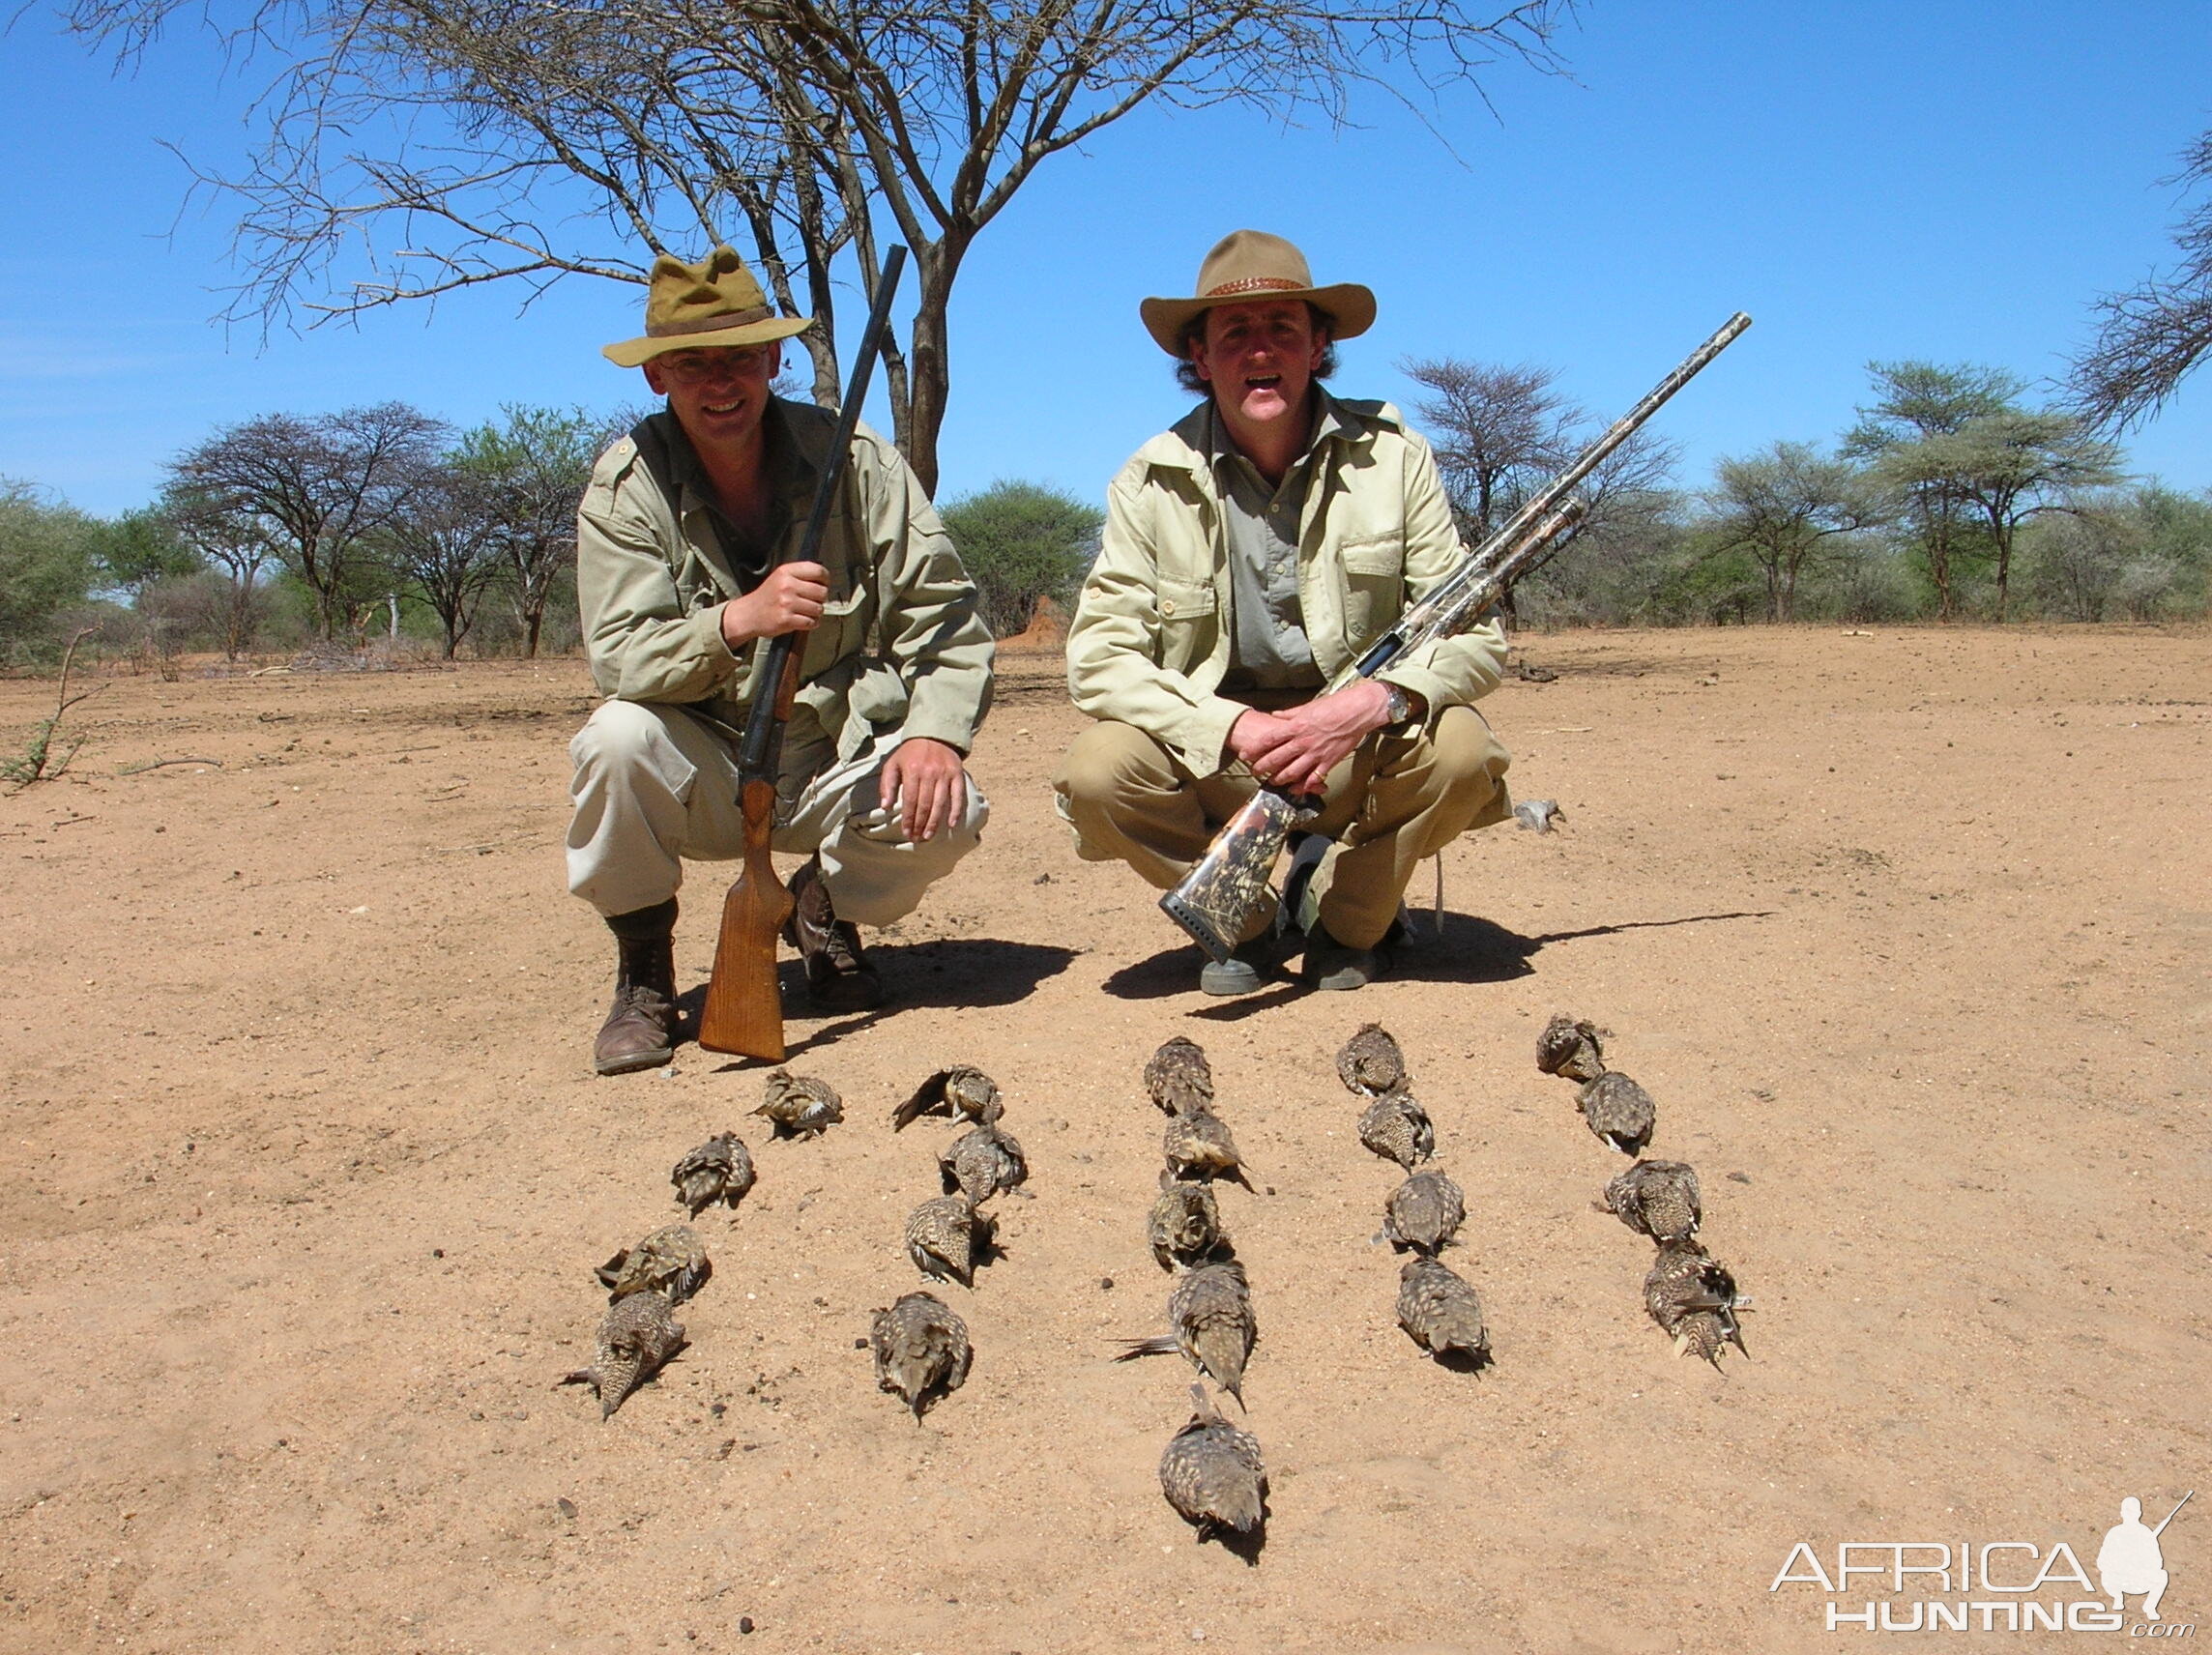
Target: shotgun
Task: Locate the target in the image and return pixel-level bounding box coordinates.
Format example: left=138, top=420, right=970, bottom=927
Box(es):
left=697, top=246, right=908, bottom=1059
left=1160, top=310, right=1754, bottom=963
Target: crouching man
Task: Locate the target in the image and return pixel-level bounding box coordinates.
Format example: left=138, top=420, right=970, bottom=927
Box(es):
left=569, top=247, right=993, bottom=1073
left=1055, top=230, right=1511, bottom=994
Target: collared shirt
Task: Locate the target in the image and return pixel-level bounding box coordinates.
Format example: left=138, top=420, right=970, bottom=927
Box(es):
left=1204, top=398, right=1357, bottom=693
left=627, top=400, right=807, bottom=591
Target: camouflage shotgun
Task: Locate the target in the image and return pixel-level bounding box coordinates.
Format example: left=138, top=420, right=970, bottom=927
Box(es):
left=1161, top=310, right=1754, bottom=963
left=697, top=246, right=908, bottom=1060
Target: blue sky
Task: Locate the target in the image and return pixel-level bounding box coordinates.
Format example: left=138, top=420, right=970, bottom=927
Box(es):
left=3, top=1, right=2207, bottom=516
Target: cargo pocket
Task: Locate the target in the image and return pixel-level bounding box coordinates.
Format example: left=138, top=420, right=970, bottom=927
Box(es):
left=1339, top=533, right=1405, bottom=649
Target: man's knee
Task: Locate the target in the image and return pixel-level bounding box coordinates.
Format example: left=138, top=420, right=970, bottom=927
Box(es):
left=1424, top=707, right=1510, bottom=804
left=570, top=699, right=687, bottom=787
left=1056, top=721, right=1179, bottom=812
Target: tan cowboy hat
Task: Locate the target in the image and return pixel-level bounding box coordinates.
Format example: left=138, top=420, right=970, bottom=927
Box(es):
left=601, top=247, right=813, bottom=368
left=1139, top=230, right=1377, bottom=357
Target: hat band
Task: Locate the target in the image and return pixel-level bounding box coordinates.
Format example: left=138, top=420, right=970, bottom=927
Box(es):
left=647, top=305, right=775, bottom=339
left=1202, top=276, right=1305, bottom=299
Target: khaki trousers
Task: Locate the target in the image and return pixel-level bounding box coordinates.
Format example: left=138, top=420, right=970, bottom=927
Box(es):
left=568, top=700, right=988, bottom=924
left=1053, top=707, right=1510, bottom=949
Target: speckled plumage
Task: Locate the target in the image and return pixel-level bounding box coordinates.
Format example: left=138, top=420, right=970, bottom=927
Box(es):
left=1601, top=1159, right=1702, bottom=1242
left=1357, top=1089, right=1434, bottom=1171
left=891, top=1065, right=1000, bottom=1132
left=939, top=1102, right=1029, bottom=1205
left=905, top=1194, right=993, bottom=1288
left=596, top=1223, right=712, bottom=1306
left=562, top=1290, right=685, bottom=1420
left=753, top=1068, right=844, bottom=1138
left=670, top=1132, right=756, bottom=1218
left=1143, top=1036, right=1214, bottom=1117
left=1536, top=1015, right=1606, bottom=1084
left=1163, top=1104, right=1253, bottom=1189
left=1644, top=1239, right=1750, bottom=1366
left=1159, top=1384, right=1266, bottom=1543
left=1577, top=1070, right=1656, bottom=1155
left=1116, top=1261, right=1257, bottom=1403
left=1148, top=1174, right=1225, bottom=1270
left=1382, top=1169, right=1466, bottom=1256
left=870, top=1291, right=973, bottom=1420
left=1396, top=1257, right=1489, bottom=1361
left=1335, top=1023, right=1408, bottom=1097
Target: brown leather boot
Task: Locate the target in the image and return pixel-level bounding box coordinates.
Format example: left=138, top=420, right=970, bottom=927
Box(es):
left=595, top=899, right=678, bottom=1075
left=782, top=857, right=884, bottom=1014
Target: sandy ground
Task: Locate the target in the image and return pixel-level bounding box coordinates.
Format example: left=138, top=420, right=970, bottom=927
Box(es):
left=0, top=624, right=2206, bottom=1655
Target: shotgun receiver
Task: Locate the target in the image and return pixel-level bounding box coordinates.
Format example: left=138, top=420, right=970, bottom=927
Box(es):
left=1160, top=310, right=1754, bottom=963
left=697, top=246, right=908, bottom=1059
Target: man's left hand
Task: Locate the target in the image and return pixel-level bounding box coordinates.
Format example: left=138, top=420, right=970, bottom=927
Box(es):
left=880, top=737, right=968, bottom=842
left=1236, top=680, right=1401, bottom=797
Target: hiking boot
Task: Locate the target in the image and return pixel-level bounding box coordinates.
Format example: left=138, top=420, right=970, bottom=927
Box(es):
left=595, top=899, right=678, bottom=1075
left=1302, top=922, right=1381, bottom=992
left=783, top=856, right=884, bottom=1014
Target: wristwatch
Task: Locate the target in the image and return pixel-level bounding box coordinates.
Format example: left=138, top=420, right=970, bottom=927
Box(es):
left=1380, top=682, right=1414, bottom=729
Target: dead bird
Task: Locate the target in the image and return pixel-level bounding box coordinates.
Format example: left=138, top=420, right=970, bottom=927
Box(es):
left=1535, top=1014, right=1606, bottom=1083
left=1396, top=1257, right=1490, bottom=1363
left=1600, top=1159, right=1703, bottom=1242
left=905, top=1193, right=994, bottom=1289
left=753, top=1068, right=844, bottom=1139
left=1382, top=1168, right=1466, bottom=1257
left=1158, top=1384, right=1266, bottom=1546
left=1358, top=1089, right=1435, bottom=1172
left=891, top=1064, right=1000, bottom=1132
left=1513, top=798, right=1564, bottom=832
left=1335, top=1022, right=1408, bottom=1097
left=1148, top=1172, right=1226, bottom=1270
left=596, top=1223, right=711, bottom=1306
left=670, top=1132, right=756, bottom=1218
left=1163, top=1103, right=1254, bottom=1189
left=869, top=1291, right=973, bottom=1421
left=1144, top=1034, right=1215, bottom=1116
left=1115, top=1260, right=1257, bottom=1403
left=939, top=1099, right=1029, bottom=1205
left=1644, top=1239, right=1751, bottom=1367
left=1577, top=1070, right=1656, bottom=1155
left=560, top=1289, right=685, bottom=1420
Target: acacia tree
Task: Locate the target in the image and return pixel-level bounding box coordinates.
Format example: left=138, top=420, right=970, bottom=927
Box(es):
left=374, top=463, right=504, bottom=656
left=1402, top=354, right=1677, bottom=614
left=161, top=478, right=277, bottom=658
left=2070, top=129, right=2212, bottom=431
left=167, top=403, right=450, bottom=639
left=68, top=0, right=1568, bottom=492
left=450, top=405, right=598, bottom=657
left=1701, top=442, right=1879, bottom=623
left=1928, top=411, right=2121, bottom=620
left=1844, top=362, right=2019, bottom=621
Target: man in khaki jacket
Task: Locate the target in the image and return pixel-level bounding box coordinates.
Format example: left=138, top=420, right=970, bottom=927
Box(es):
left=569, top=247, right=994, bottom=1073
left=1056, top=231, right=1510, bottom=994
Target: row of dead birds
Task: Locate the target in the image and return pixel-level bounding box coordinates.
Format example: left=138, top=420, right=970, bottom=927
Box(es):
left=1535, top=1016, right=1752, bottom=1367
left=871, top=1063, right=1033, bottom=1421
left=1336, top=1024, right=1492, bottom=1366
left=559, top=1067, right=838, bottom=1419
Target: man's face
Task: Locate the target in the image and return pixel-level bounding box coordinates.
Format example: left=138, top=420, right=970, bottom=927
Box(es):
left=642, top=341, right=781, bottom=452
left=1190, top=301, right=1327, bottom=434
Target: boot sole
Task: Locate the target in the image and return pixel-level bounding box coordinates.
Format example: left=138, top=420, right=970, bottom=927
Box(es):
left=595, top=1043, right=675, bottom=1076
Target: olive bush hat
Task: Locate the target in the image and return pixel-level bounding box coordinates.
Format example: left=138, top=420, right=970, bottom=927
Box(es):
left=601, top=246, right=813, bottom=368
left=1139, top=230, right=1377, bottom=357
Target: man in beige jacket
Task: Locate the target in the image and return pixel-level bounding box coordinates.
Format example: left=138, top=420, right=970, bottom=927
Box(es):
left=1056, top=231, right=1510, bottom=994
left=569, top=248, right=994, bottom=1073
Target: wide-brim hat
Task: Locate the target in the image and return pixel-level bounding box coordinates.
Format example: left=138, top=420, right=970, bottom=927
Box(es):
left=602, top=246, right=813, bottom=368
left=1139, top=230, right=1376, bottom=357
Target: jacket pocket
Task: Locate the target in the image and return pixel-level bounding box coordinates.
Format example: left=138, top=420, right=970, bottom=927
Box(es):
left=800, top=588, right=869, bottom=680
left=1338, top=532, right=1405, bottom=648
left=1154, top=576, right=1217, bottom=674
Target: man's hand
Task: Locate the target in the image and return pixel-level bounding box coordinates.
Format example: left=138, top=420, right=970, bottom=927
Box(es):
left=1227, top=680, right=1400, bottom=797
left=880, top=737, right=968, bottom=842
left=720, top=562, right=830, bottom=649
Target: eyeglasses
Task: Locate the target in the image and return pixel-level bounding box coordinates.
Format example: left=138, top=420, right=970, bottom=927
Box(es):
left=655, top=344, right=776, bottom=383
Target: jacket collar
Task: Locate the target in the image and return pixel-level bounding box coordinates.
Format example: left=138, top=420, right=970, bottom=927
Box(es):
left=1139, top=388, right=1399, bottom=480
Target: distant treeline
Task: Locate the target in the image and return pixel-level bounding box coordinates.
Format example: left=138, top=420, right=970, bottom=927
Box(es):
left=1, top=359, right=2204, bottom=674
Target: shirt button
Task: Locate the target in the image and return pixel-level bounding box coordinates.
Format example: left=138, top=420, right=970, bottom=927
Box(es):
left=1162, top=599, right=1177, bottom=616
